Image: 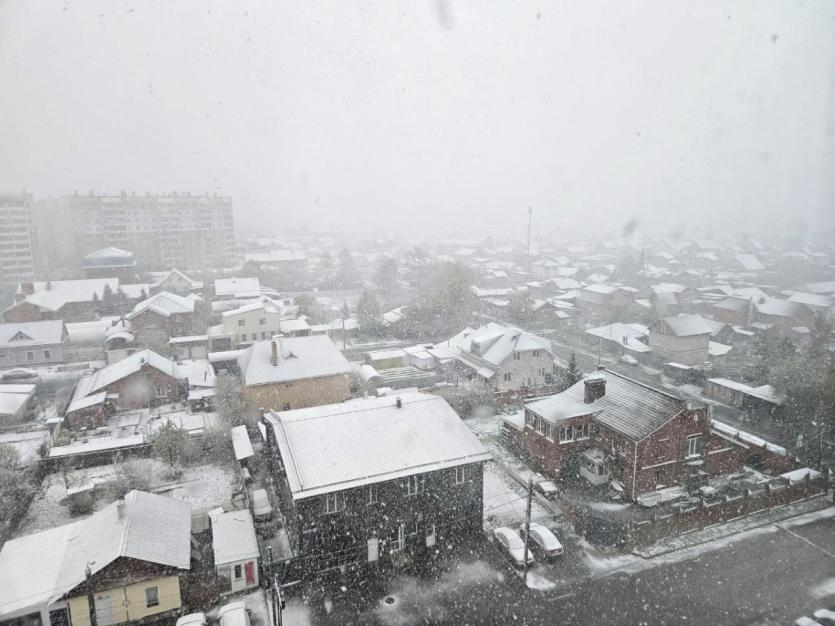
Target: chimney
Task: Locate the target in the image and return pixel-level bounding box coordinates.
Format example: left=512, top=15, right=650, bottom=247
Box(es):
left=270, top=339, right=278, bottom=366
left=395, top=396, right=402, bottom=408
left=584, top=373, right=606, bottom=404
left=20, top=282, right=34, bottom=295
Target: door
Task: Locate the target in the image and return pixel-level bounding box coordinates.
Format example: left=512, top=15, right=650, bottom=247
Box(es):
left=244, top=561, right=255, bottom=585
left=94, top=593, right=115, bottom=626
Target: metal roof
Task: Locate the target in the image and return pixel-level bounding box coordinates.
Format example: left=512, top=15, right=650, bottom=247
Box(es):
left=266, top=392, right=491, bottom=500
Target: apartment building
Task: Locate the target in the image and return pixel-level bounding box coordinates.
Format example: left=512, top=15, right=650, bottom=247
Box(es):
left=0, top=193, right=39, bottom=286
left=36, top=191, right=235, bottom=271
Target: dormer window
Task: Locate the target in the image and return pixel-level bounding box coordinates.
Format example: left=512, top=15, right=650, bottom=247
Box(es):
left=9, top=331, right=32, bottom=342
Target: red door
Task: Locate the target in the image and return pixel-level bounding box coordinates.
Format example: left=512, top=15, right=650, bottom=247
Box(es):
left=245, top=561, right=255, bottom=585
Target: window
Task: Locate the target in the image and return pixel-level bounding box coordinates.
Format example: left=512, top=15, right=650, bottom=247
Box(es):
left=237, top=319, right=245, bottom=327
left=576, top=423, right=591, bottom=440
left=43, top=350, right=51, bottom=360
left=503, top=372, right=511, bottom=382
left=453, top=466, right=467, bottom=484
left=367, top=484, right=378, bottom=504
left=234, top=564, right=242, bottom=579
left=533, top=350, right=540, bottom=357
left=156, top=386, right=167, bottom=398
left=513, top=352, right=521, bottom=360
left=282, top=403, right=291, bottom=411
left=525, top=410, right=535, bottom=428
left=536, top=417, right=545, bottom=435
left=26, top=351, right=34, bottom=361
left=686, top=435, right=703, bottom=458
left=259, top=317, right=266, bottom=325
left=406, top=474, right=424, bottom=496
left=261, top=332, right=268, bottom=339
left=325, top=492, right=345, bottom=514
left=545, top=423, right=554, bottom=440
left=559, top=426, right=574, bottom=443
left=145, top=587, right=159, bottom=608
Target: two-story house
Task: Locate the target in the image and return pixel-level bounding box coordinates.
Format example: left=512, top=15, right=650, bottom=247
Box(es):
left=237, top=334, right=351, bottom=413
left=125, top=291, right=199, bottom=340
left=0, top=491, right=193, bottom=626
left=443, top=322, right=555, bottom=392
left=219, top=296, right=295, bottom=348
left=263, top=393, right=491, bottom=572
left=648, top=314, right=712, bottom=366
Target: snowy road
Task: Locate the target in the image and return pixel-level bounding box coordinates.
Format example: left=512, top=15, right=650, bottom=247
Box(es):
left=286, top=507, right=835, bottom=625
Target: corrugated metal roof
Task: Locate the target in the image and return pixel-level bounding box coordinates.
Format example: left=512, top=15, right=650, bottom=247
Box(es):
left=210, top=510, right=259, bottom=566
left=266, top=393, right=491, bottom=500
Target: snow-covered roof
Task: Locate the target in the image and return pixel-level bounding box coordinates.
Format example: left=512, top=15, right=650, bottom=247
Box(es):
left=735, top=254, right=765, bottom=271
left=0, top=490, right=191, bottom=620
left=84, top=246, right=133, bottom=259
left=221, top=295, right=287, bottom=318
left=787, top=292, right=832, bottom=310
left=708, top=341, right=733, bottom=357
left=711, top=420, right=786, bottom=455
left=210, top=510, right=259, bottom=566
left=11, top=278, right=119, bottom=312
left=707, top=378, right=783, bottom=404
left=150, top=268, right=204, bottom=290
left=0, top=320, right=65, bottom=348
left=0, top=385, right=35, bottom=416
left=652, top=314, right=712, bottom=337
left=526, top=393, right=601, bottom=424
left=231, top=425, right=254, bottom=461
left=753, top=297, right=801, bottom=318
left=586, top=323, right=651, bottom=353
left=238, top=335, right=351, bottom=386
left=280, top=318, right=310, bottom=333
left=444, top=322, right=551, bottom=368
left=214, top=277, right=262, bottom=298
left=127, top=291, right=196, bottom=319
left=780, top=468, right=821, bottom=484
left=266, top=393, right=491, bottom=500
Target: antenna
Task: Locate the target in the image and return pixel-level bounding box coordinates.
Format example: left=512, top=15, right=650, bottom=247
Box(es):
left=527, top=206, right=533, bottom=269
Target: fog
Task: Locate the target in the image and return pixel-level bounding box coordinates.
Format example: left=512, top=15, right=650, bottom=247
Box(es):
left=1, top=0, right=833, bottom=238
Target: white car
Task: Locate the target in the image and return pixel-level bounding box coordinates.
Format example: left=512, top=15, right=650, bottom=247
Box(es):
left=251, top=488, right=273, bottom=521
left=535, top=480, right=558, bottom=500
left=620, top=354, right=638, bottom=366
left=493, top=526, right=535, bottom=568
left=218, top=602, right=251, bottom=626
left=176, top=613, right=207, bottom=626
left=522, top=522, right=564, bottom=558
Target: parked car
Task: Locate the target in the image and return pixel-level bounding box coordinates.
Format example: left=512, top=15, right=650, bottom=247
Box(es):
left=176, top=613, right=207, bottom=626
left=535, top=480, right=558, bottom=500
left=813, top=610, right=835, bottom=625
left=521, top=522, right=564, bottom=558
left=251, top=488, right=273, bottom=521
left=218, top=602, right=250, bottom=626
left=493, top=526, right=535, bottom=569
left=1, top=367, right=39, bottom=381
left=620, top=354, right=638, bottom=366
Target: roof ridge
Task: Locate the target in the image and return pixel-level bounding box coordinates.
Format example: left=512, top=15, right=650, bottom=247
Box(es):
left=275, top=393, right=435, bottom=423
left=603, top=369, right=686, bottom=404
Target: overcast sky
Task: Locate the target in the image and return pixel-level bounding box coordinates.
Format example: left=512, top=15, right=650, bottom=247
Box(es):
left=1, top=0, right=833, bottom=240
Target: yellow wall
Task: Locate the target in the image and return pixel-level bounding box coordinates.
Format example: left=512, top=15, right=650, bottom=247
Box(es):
left=244, top=373, right=350, bottom=413
left=68, top=575, right=182, bottom=626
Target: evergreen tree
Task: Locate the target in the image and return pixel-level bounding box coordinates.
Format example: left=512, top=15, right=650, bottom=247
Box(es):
left=375, top=256, right=399, bottom=298
left=356, top=289, right=382, bottom=333
left=565, top=351, right=582, bottom=388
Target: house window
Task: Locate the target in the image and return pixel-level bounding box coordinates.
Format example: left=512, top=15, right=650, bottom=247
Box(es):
left=406, top=474, right=424, bottom=496
left=26, top=351, right=34, bottom=361
left=503, top=373, right=511, bottom=382
left=545, top=423, right=554, bottom=440
left=261, top=332, right=268, bottom=339
left=513, top=352, right=521, bottom=360
left=559, top=426, right=574, bottom=443
left=533, top=350, right=540, bottom=358
left=324, top=492, right=345, bottom=514
left=576, top=423, right=591, bottom=440
left=536, top=417, right=545, bottom=435
left=145, top=586, right=159, bottom=608
left=234, top=564, right=242, bottom=579
left=282, top=403, right=290, bottom=411
left=237, top=319, right=245, bottom=327
left=686, top=435, right=703, bottom=458
left=525, top=411, right=535, bottom=428
left=156, top=386, right=167, bottom=398
left=453, top=466, right=467, bottom=484
left=259, top=317, right=266, bottom=325
left=43, top=350, right=51, bottom=360
left=367, top=484, right=378, bottom=504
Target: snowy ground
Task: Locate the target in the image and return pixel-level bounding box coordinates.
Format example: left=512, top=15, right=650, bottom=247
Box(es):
left=482, top=461, right=551, bottom=530
left=0, top=428, right=48, bottom=466
left=16, top=458, right=238, bottom=535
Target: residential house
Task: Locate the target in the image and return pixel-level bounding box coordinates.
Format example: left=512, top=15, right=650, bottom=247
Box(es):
left=149, top=269, right=204, bottom=296
left=82, top=247, right=138, bottom=282
left=513, top=371, right=750, bottom=500
left=213, top=277, right=263, bottom=301
left=751, top=297, right=815, bottom=332
left=648, top=314, right=712, bottom=366
left=126, top=291, right=199, bottom=340
left=442, top=322, right=555, bottom=392
left=574, top=284, right=635, bottom=319
left=585, top=323, right=651, bottom=360
left=237, top=335, right=351, bottom=413
left=713, top=296, right=753, bottom=327
left=210, top=510, right=259, bottom=595
left=263, top=393, right=491, bottom=571
left=704, top=378, right=784, bottom=420
left=646, top=283, right=694, bottom=317
left=218, top=296, right=294, bottom=348
left=0, top=491, right=192, bottom=626
left=0, top=320, right=67, bottom=367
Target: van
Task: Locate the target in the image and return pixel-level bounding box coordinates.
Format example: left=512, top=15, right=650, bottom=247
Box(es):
left=251, top=488, right=273, bottom=521
left=217, top=602, right=250, bottom=626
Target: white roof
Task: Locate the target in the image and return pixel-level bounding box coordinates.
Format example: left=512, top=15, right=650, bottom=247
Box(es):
left=210, top=510, right=259, bottom=566
left=215, top=277, right=262, bottom=298
left=231, top=425, right=254, bottom=461
left=12, top=279, right=119, bottom=312
left=735, top=254, right=765, bottom=271
left=281, top=318, right=310, bottom=333
left=780, top=468, right=821, bottom=484
left=150, top=268, right=204, bottom=290
left=526, top=393, right=600, bottom=424
left=221, top=295, right=287, bottom=318
left=0, top=320, right=65, bottom=348
left=84, top=246, right=133, bottom=259
left=708, top=378, right=783, bottom=404
left=0, top=490, right=191, bottom=619
left=654, top=314, right=712, bottom=337
left=48, top=433, right=145, bottom=457
left=266, top=393, right=491, bottom=499
left=445, top=322, right=551, bottom=368
left=586, top=323, right=651, bottom=353
left=127, top=291, right=196, bottom=319
left=0, top=389, right=34, bottom=416
left=238, top=336, right=351, bottom=386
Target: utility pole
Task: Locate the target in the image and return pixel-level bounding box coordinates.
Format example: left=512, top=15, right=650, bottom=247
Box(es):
left=527, top=206, right=533, bottom=270
left=522, top=474, right=533, bottom=583
left=85, top=564, right=98, bottom=626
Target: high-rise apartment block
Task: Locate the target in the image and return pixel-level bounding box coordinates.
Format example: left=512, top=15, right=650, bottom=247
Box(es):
left=0, top=193, right=39, bottom=286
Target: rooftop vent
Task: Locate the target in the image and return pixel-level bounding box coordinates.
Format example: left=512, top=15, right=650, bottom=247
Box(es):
left=584, top=374, right=606, bottom=404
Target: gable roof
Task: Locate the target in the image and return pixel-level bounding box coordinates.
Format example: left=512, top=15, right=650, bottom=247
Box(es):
left=127, top=291, right=196, bottom=319
left=445, top=322, right=552, bottom=369
left=214, top=277, right=262, bottom=298
left=84, top=246, right=134, bottom=259
left=0, top=320, right=65, bottom=347
left=0, top=490, right=191, bottom=620
left=651, top=314, right=712, bottom=337
left=210, top=510, right=259, bottom=566
left=11, top=279, right=119, bottom=312
left=266, top=393, right=491, bottom=500
left=238, top=335, right=351, bottom=386
left=151, top=268, right=204, bottom=290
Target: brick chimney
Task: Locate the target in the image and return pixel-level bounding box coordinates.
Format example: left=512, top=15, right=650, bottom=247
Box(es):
left=270, top=339, right=278, bottom=366
left=20, top=282, right=34, bottom=295
left=584, top=373, right=606, bottom=404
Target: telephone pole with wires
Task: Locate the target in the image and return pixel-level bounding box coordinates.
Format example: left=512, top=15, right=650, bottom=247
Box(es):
left=522, top=474, right=533, bottom=583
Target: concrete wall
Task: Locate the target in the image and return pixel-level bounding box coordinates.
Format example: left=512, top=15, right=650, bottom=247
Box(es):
left=222, top=308, right=283, bottom=346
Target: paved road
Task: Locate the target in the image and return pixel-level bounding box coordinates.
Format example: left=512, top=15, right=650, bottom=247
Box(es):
left=290, top=511, right=835, bottom=625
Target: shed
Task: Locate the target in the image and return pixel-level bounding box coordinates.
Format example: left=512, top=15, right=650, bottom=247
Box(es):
left=210, top=510, right=260, bottom=594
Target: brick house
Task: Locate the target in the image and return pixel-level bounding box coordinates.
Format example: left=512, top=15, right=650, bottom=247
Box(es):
left=263, top=393, right=491, bottom=573
left=0, top=491, right=193, bottom=626
left=237, top=334, right=351, bottom=413
left=514, top=370, right=752, bottom=501
left=126, top=291, right=198, bottom=339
